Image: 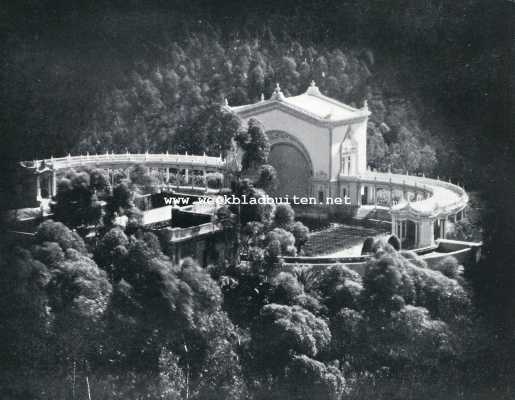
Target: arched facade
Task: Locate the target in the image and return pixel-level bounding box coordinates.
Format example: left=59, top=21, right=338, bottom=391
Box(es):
left=229, top=82, right=370, bottom=199
left=266, top=130, right=314, bottom=175
left=266, top=130, right=314, bottom=197
left=269, top=143, right=312, bottom=198
left=229, top=82, right=469, bottom=250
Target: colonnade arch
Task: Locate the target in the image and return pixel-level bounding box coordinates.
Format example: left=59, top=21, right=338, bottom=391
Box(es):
left=266, top=130, right=314, bottom=198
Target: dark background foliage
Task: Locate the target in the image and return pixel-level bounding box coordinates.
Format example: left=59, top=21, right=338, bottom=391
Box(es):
left=0, top=0, right=514, bottom=397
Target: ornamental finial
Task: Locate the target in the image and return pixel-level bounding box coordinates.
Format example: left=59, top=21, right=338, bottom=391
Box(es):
left=363, top=99, right=369, bottom=110
left=224, top=98, right=229, bottom=107
left=260, top=93, right=265, bottom=102
left=306, top=80, right=321, bottom=96
left=271, top=83, right=285, bottom=101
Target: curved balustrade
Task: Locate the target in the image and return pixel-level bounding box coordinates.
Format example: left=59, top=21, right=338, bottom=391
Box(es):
left=21, top=153, right=467, bottom=217
left=358, top=170, right=468, bottom=217
left=22, top=152, right=226, bottom=171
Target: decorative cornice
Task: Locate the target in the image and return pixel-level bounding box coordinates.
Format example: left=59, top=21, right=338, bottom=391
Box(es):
left=230, top=81, right=370, bottom=127
left=232, top=99, right=369, bottom=127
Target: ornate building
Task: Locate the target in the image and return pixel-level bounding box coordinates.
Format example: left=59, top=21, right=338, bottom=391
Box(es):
left=14, top=82, right=469, bottom=250
left=228, top=81, right=370, bottom=204
left=229, top=82, right=468, bottom=249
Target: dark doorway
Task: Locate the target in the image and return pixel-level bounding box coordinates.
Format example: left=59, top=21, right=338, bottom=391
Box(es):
left=403, top=219, right=417, bottom=249
left=362, top=186, right=368, bottom=205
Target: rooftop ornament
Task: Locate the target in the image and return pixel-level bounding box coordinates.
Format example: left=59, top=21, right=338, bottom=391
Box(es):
left=306, top=80, right=322, bottom=96
left=270, top=83, right=285, bottom=101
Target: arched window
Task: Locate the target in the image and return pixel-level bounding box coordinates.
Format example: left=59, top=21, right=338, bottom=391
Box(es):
left=341, top=129, right=357, bottom=176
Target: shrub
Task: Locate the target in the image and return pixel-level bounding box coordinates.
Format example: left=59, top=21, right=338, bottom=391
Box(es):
left=361, top=237, right=375, bottom=254
left=270, top=272, right=305, bottom=305
left=206, top=172, right=224, bottom=189
left=274, top=203, right=295, bottom=229
left=265, top=228, right=297, bottom=256
left=254, top=164, right=277, bottom=192
left=433, top=256, right=462, bottom=279
left=291, top=221, right=310, bottom=251
left=387, top=234, right=401, bottom=251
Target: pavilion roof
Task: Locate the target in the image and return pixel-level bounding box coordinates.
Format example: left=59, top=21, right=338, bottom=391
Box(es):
left=229, top=81, right=369, bottom=124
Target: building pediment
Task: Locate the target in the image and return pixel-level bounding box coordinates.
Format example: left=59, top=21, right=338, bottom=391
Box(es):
left=228, top=82, right=370, bottom=127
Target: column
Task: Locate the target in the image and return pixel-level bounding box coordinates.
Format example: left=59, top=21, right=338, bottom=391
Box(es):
left=203, top=168, right=207, bottom=190
left=367, top=185, right=374, bottom=205
left=52, top=170, right=57, bottom=197
left=36, top=174, right=42, bottom=201
left=166, top=167, right=170, bottom=183
left=185, top=168, right=189, bottom=184
left=175, top=246, right=181, bottom=264
left=47, top=176, right=52, bottom=198
left=391, top=214, right=397, bottom=235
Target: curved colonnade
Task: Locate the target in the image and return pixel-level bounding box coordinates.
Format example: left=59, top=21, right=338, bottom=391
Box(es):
left=358, top=170, right=468, bottom=248
left=22, top=152, right=467, bottom=250
left=21, top=152, right=226, bottom=200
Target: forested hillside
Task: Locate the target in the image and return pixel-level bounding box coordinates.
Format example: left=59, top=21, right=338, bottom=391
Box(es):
left=4, top=29, right=444, bottom=176
left=1, top=1, right=514, bottom=399
left=4, top=0, right=509, bottom=182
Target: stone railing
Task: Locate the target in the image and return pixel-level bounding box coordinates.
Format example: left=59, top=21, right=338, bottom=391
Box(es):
left=158, top=222, right=221, bottom=243
left=22, top=152, right=226, bottom=171
left=359, top=170, right=468, bottom=217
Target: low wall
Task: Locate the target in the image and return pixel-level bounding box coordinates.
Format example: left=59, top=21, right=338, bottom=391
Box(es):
left=423, top=239, right=482, bottom=268
left=141, top=206, right=173, bottom=226
left=172, top=209, right=212, bottom=228
left=281, top=238, right=482, bottom=275
left=157, top=222, right=221, bottom=243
